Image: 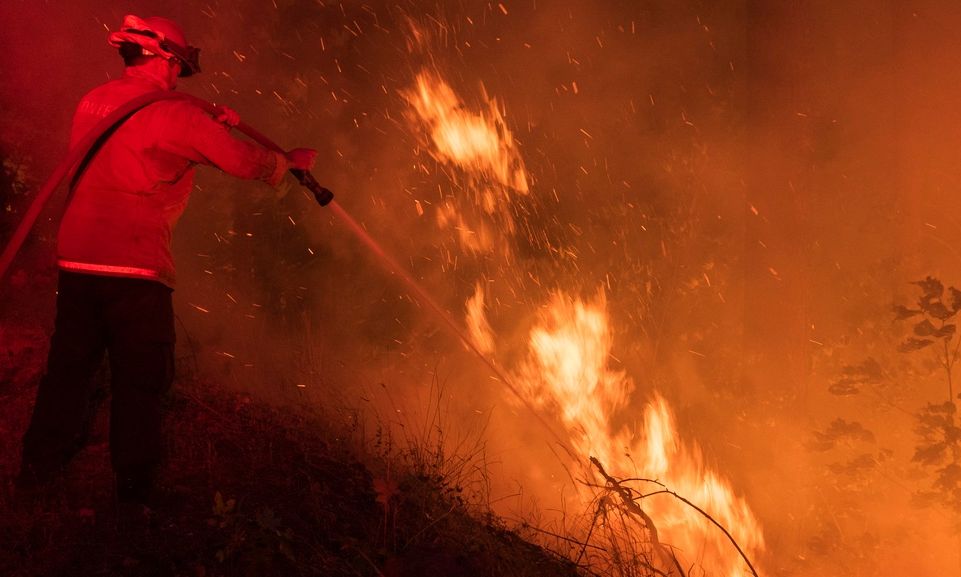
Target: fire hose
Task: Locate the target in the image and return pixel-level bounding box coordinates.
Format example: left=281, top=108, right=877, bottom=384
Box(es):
left=0, top=90, right=333, bottom=285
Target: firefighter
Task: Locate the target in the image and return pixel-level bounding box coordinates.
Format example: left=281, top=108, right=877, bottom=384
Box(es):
left=17, top=15, right=318, bottom=506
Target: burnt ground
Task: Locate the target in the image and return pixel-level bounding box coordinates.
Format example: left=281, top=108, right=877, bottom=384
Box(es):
left=0, top=246, right=582, bottom=577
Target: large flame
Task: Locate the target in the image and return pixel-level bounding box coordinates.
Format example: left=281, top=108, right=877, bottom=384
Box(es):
left=407, top=62, right=764, bottom=576
left=516, top=290, right=634, bottom=470
left=515, top=291, right=765, bottom=576
left=405, top=70, right=529, bottom=197
left=403, top=70, right=529, bottom=254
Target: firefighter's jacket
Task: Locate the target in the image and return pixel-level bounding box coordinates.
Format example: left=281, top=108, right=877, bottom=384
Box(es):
left=57, top=66, right=287, bottom=288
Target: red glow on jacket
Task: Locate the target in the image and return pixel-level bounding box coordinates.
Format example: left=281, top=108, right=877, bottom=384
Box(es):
left=57, top=66, right=287, bottom=288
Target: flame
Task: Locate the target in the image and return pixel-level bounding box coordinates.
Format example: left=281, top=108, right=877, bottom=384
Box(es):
left=407, top=64, right=765, bottom=575
left=403, top=69, right=529, bottom=252
left=513, top=290, right=765, bottom=576
left=640, top=395, right=766, bottom=577
left=516, top=290, right=634, bottom=470
left=406, top=70, right=529, bottom=196
left=466, top=281, right=495, bottom=355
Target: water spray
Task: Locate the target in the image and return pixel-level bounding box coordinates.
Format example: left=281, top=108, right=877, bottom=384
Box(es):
left=324, top=200, right=575, bottom=460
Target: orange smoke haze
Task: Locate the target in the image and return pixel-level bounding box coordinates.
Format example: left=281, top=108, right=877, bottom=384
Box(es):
left=3, top=2, right=961, bottom=576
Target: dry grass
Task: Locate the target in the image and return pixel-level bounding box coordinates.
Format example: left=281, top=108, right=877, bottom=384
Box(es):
left=0, top=317, right=585, bottom=577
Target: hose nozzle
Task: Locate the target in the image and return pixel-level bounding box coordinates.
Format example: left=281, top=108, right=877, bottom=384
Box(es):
left=291, top=169, right=334, bottom=206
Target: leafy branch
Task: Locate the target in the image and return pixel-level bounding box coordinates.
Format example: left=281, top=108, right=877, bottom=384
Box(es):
left=893, top=276, right=961, bottom=402
left=894, top=276, right=961, bottom=533
left=912, top=401, right=961, bottom=527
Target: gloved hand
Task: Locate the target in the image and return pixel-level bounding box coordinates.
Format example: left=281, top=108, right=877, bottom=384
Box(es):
left=213, top=105, right=240, bottom=127
left=283, top=148, right=331, bottom=205
left=286, top=148, right=317, bottom=171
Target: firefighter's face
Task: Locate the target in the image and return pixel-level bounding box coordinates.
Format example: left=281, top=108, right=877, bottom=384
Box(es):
left=165, top=59, right=182, bottom=89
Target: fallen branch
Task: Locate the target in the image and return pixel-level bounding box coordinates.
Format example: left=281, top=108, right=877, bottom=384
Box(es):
left=590, top=457, right=687, bottom=577
left=588, top=459, right=760, bottom=577
left=641, top=488, right=759, bottom=577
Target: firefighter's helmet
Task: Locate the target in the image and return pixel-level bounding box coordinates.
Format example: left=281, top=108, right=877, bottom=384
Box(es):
left=108, top=15, right=200, bottom=77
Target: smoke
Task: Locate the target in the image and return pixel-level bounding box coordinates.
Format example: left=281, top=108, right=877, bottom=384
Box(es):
left=4, top=0, right=961, bottom=574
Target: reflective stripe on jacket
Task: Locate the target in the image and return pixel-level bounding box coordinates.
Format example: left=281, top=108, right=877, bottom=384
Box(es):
left=57, top=67, right=287, bottom=288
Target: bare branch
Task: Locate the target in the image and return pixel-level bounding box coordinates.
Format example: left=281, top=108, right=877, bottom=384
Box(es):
left=590, top=457, right=687, bottom=577
left=641, top=489, right=760, bottom=577
left=589, top=457, right=761, bottom=577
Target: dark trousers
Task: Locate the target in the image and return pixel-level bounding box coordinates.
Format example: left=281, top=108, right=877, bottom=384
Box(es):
left=21, top=271, right=175, bottom=484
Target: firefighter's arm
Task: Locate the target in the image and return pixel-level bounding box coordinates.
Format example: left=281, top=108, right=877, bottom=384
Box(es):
left=158, top=102, right=313, bottom=185
left=211, top=106, right=316, bottom=172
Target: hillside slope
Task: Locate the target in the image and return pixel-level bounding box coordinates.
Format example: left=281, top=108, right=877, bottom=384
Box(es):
left=0, top=316, right=582, bottom=577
